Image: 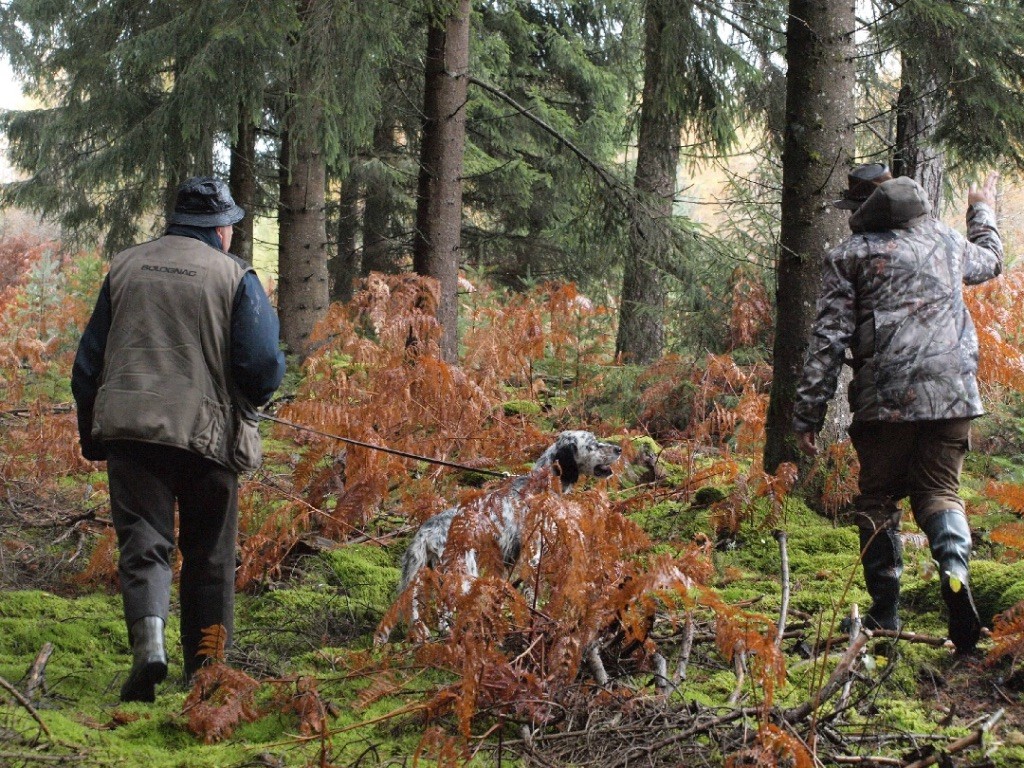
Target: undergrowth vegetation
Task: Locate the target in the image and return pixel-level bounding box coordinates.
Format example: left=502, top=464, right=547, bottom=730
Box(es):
left=4, top=233, right=1024, bottom=766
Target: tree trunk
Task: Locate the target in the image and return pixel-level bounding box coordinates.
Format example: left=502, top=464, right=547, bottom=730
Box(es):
left=614, top=0, right=680, bottom=365
left=278, top=126, right=329, bottom=356
left=894, top=51, right=945, bottom=214
left=412, top=0, right=471, bottom=363
left=229, top=116, right=257, bottom=264
left=764, top=0, right=855, bottom=473
left=330, top=169, right=360, bottom=303
left=363, top=121, right=396, bottom=276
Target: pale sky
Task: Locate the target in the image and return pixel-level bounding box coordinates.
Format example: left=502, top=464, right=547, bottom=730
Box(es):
left=0, top=56, right=27, bottom=182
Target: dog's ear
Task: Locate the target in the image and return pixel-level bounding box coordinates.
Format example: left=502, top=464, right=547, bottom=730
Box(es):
left=552, top=442, right=580, bottom=490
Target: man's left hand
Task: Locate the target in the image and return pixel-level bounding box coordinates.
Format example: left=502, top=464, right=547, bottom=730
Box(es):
left=796, top=431, right=818, bottom=458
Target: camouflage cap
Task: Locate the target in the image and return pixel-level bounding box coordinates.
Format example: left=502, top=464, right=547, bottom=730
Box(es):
left=833, top=163, right=893, bottom=210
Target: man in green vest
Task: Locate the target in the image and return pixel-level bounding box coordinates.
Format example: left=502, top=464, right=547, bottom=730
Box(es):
left=72, top=177, right=286, bottom=701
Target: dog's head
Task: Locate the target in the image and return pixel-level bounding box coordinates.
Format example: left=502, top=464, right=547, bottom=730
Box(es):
left=536, top=430, right=622, bottom=490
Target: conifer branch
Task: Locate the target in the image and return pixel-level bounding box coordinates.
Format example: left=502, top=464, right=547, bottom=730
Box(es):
left=466, top=75, right=629, bottom=202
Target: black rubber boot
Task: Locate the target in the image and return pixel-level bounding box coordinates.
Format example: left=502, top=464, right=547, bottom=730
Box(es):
left=120, top=616, right=168, bottom=702
left=920, top=510, right=982, bottom=654
left=859, top=527, right=903, bottom=631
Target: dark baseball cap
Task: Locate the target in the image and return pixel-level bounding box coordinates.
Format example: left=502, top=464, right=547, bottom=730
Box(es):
left=169, top=177, right=245, bottom=227
left=833, top=163, right=893, bottom=210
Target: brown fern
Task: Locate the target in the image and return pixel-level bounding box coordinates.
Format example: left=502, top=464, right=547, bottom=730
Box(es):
left=197, top=624, right=229, bottom=663
left=182, top=663, right=261, bottom=744
left=986, top=601, right=1024, bottom=668
left=72, top=527, right=119, bottom=591
left=989, top=522, right=1024, bottom=557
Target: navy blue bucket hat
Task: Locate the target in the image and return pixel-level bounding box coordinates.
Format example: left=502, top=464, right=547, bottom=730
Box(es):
left=169, top=177, right=245, bottom=227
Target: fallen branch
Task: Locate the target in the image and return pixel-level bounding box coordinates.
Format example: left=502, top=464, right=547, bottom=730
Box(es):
left=822, top=628, right=948, bottom=649
left=727, top=651, right=747, bottom=705
left=0, top=753, right=85, bottom=764
left=838, top=606, right=861, bottom=712
left=901, top=708, right=1004, bottom=768
left=608, top=708, right=754, bottom=767
left=673, top=612, right=695, bottom=683
left=0, top=673, right=51, bottom=739
left=830, top=755, right=901, bottom=766
left=784, top=630, right=870, bottom=723
left=774, top=529, right=790, bottom=652
left=25, top=642, right=53, bottom=700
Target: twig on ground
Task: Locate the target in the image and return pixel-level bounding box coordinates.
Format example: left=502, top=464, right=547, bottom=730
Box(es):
left=819, top=628, right=947, bottom=650
left=901, top=708, right=1004, bottom=768
left=727, top=651, right=747, bottom=705
left=830, top=755, right=901, bottom=765
left=607, top=708, right=752, bottom=768
left=651, top=652, right=669, bottom=695
left=838, top=605, right=861, bottom=712
left=784, top=630, right=870, bottom=723
left=674, top=612, right=695, bottom=683
left=0, top=673, right=52, bottom=738
left=0, top=753, right=86, bottom=764
left=25, top=642, right=53, bottom=700
left=774, top=529, right=790, bottom=652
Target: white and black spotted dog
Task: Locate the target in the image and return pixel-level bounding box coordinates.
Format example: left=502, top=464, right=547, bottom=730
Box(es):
left=378, top=431, right=622, bottom=642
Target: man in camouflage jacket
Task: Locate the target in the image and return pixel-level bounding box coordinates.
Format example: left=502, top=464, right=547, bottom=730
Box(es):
left=793, top=164, right=1002, bottom=654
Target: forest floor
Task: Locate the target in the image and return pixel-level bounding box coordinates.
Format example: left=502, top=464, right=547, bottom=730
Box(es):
left=4, top=264, right=1024, bottom=767
left=3, top=425, right=1024, bottom=768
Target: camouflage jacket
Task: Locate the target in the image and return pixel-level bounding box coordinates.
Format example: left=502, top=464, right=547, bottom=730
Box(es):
left=793, top=176, right=1003, bottom=433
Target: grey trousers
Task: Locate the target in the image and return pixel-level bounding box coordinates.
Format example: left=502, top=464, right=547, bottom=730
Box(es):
left=107, top=441, right=238, bottom=669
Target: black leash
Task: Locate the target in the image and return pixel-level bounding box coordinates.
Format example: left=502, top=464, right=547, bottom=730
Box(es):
left=257, top=412, right=511, bottom=478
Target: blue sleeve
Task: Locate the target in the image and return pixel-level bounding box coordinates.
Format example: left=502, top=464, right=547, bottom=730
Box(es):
left=71, top=277, right=112, bottom=459
left=231, top=271, right=286, bottom=407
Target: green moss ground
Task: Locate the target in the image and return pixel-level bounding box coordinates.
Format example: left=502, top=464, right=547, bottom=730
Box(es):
left=4, top=464, right=1024, bottom=766
left=0, top=545, right=469, bottom=767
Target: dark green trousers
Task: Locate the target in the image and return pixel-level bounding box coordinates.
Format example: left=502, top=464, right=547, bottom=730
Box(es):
left=848, top=418, right=971, bottom=530
left=107, top=441, right=238, bottom=673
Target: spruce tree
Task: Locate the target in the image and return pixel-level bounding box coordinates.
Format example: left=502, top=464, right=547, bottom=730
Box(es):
left=764, top=0, right=855, bottom=473
left=0, top=0, right=292, bottom=251
left=413, top=0, right=472, bottom=363
left=615, top=0, right=753, bottom=364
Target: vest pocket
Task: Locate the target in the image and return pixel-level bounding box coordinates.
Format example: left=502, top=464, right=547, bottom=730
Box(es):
left=189, top=396, right=229, bottom=460
left=229, top=409, right=263, bottom=473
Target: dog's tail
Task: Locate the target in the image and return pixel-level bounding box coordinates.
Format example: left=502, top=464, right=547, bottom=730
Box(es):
left=397, top=533, right=428, bottom=595
left=375, top=537, right=425, bottom=646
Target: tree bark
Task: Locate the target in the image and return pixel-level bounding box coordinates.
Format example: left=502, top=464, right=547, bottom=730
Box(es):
left=330, top=169, right=360, bottom=303
left=229, top=116, right=257, bottom=264
left=614, top=0, right=680, bottom=365
left=412, top=0, right=471, bottom=363
left=278, top=126, right=329, bottom=357
left=894, top=51, right=945, bottom=214
left=764, top=0, right=855, bottom=473
left=363, top=121, right=396, bottom=276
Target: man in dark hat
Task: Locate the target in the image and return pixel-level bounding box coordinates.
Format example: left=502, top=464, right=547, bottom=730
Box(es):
left=72, top=177, right=286, bottom=701
left=792, top=164, right=1002, bottom=655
